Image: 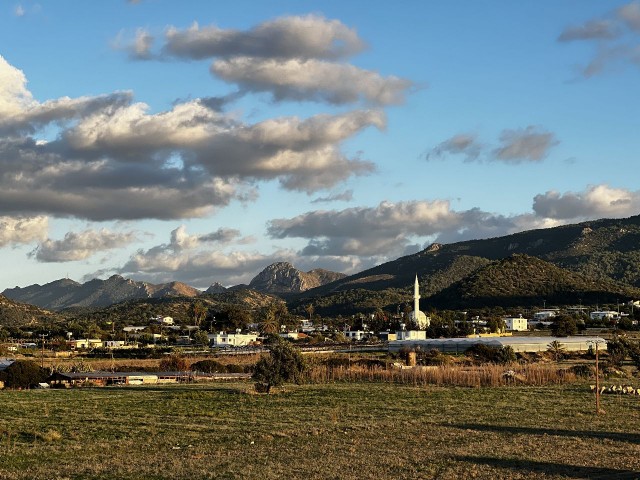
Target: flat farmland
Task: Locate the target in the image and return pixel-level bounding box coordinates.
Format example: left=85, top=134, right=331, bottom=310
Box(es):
left=1, top=382, right=639, bottom=479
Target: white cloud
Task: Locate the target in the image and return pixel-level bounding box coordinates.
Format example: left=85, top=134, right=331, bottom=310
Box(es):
left=533, top=184, right=640, bottom=220
left=33, top=228, right=138, bottom=262
left=211, top=57, right=412, bottom=105
left=0, top=55, right=382, bottom=221
left=161, top=15, right=366, bottom=60
left=0, top=215, right=48, bottom=247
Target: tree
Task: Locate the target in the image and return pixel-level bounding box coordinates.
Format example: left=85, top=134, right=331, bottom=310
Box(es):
left=547, top=340, right=566, bottom=362
left=551, top=315, right=577, bottom=337
left=0, top=360, right=48, bottom=389
left=189, top=301, right=208, bottom=327
left=193, top=330, right=210, bottom=347
left=252, top=338, right=306, bottom=393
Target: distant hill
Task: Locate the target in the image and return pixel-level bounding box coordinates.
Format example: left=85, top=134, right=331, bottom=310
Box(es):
left=248, top=262, right=346, bottom=294
left=300, top=215, right=640, bottom=299
left=3, top=275, right=201, bottom=311
left=68, top=288, right=281, bottom=326
left=430, top=254, right=640, bottom=309
left=0, top=294, right=64, bottom=328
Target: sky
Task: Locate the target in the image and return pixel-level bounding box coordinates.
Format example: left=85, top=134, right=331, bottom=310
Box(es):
left=0, top=1, right=639, bottom=291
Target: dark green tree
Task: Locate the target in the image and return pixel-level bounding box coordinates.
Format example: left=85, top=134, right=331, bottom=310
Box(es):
left=252, top=338, right=306, bottom=393
left=0, top=360, right=48, bottom=389
left=551, top=315, right=577, bottom=337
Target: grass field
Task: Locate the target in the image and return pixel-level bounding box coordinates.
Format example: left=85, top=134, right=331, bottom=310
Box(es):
left=1, top=381, right=640, bottom=479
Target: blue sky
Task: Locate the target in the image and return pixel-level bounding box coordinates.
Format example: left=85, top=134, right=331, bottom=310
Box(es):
left=0, top=1, right=639, bottom=290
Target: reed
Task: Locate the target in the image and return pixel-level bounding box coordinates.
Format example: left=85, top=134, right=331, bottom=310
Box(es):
left=307, top=363, right=577, bottom=387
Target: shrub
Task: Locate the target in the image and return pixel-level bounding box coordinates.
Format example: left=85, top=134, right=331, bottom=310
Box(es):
left=465, top=344, right=515, bottom=365
left=252, top=338, right=306, bottom=393
left=0, top=360, right=48, bottom=389
left=190, top=359, right=226, bottom=373
left=159, top=354, right=188, bottom=371
left=225, top=364, right=245, bottom=373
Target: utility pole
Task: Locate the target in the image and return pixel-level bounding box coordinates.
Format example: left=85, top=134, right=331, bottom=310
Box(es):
left=589, top=339, right=606, bottom=415
left=39, top=333, right=48, bottom=368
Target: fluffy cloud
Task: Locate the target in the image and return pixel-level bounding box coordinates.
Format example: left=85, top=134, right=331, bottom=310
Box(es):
left=493, top=126, right=559, bottom=163
left=116, top=226, right=269, bottom=287
left=533, top=184, right=640, bottom=220
left=427, top=127, right=558, bottom=164
left=0, top=216, right=48, bottom=247
left=267, top=186, right=637, bottom=259
left=119, top=15, right=412, bottom=106
left=161, top=15, right=366, bottom=61
left=211, top=57, right=411, bottom=105
left=33, top=229, right=138, bottom=262
left=0, top=55, right=382, bottom=220
left=557, top=2, right=640, bottom=77
left=267, top=200, right=533, bottom=257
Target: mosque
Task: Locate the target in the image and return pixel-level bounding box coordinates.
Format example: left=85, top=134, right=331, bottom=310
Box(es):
left=410, top=275, right=430, bottom=329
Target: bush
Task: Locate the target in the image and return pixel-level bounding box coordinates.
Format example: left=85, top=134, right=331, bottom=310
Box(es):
left=252, top=338, right=306, bottom=393
left=465, top=344, right=515, bottom=365
left=0, top=360, right=48, bottom=389
left=190, top=359, right=226, bottom=373
left=571, top=364, right=594, bottom=378
left=159, top=354, right=188, bottom=371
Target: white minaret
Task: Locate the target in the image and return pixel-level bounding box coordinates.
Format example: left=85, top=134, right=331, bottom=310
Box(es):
left=411, top=274, right=430, bottom=329
left=414, top=274, right=421, bottom=316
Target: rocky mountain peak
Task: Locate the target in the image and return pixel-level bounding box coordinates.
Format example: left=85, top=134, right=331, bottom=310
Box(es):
left=249, top=262, right=345, bottom=294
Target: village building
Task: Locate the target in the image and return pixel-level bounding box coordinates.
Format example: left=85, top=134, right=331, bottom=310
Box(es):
left=504, top=316, right=528, bottom=331
left=590, top=311, right=619, bottom=321
left=207, top=332, right=258, bottom=347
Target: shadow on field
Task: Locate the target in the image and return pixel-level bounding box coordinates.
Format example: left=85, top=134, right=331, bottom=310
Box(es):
left=454, top=455, right=639, bottom=479
left=445, top=423, right=640, bottom=445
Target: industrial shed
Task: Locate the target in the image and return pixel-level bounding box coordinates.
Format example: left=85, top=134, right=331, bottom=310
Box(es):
left=388, top=336, right=607, bottom=354
left=47, top=371, right=195, bottom=387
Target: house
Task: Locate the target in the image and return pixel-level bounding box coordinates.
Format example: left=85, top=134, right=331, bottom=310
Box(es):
left=396, top=330, right=427, bottom=341
left=67, top=339, right=102, bottom=349
left=504, top=316, right=528, bottom=332
left=533, top=310, right=557, bottom=321
left=207, top=332, right=258, bottom=347
left=151, top=316, right=174, bottom=325
left=123, top=326, right=146, bottom=333
left=377, top=331, right=397, bottom=342
left=590, top=311, right=619, bottom=321
left=102, top=340, right=127, bottom=349
left=344, top=330, right=368, bottom=341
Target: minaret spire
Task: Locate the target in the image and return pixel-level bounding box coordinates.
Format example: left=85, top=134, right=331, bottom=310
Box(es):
left=414, top=274, right=420, bottom=316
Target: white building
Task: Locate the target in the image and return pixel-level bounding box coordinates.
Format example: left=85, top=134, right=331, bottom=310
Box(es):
left=67, top=339, right=102, bottom=349
left=345, top=330, right=367, bottom=341
left=504, top=316, right=528, bottom=332
left=590, top=311, right=619, bottom=321
left=208, top=332, right=258, bottom=347
left=410, top=275, right=430, bottom=329
left=533, top=310, right=557, bottom=321
left=151, top=316, right=174, bottom=325
left=396, top=330, right=427, bottom=341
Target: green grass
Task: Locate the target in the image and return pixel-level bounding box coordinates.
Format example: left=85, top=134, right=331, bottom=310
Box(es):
left=1, top=382, right=640, bottom=479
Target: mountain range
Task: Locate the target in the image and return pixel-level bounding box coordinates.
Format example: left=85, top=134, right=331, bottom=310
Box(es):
left=4, top=214, right=640, bottom=315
